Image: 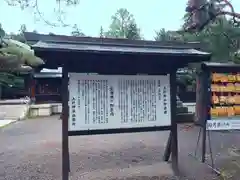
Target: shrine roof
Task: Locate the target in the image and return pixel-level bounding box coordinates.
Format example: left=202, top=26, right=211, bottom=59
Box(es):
left=32, top=40, right=210, bottom=56
left=25, top=32, right=212, bottom=70
left=25, top=32, right=210, bottom=57
left=24, top=32, right=205, bottom=48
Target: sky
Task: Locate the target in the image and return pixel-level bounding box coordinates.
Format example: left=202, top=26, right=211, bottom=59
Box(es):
left=0, top=0, right=240, bottom=40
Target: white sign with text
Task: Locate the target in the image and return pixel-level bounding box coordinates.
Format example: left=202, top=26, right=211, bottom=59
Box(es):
left=207, top=120, right=240, bottom=130
left=68, top=74, right=171, bottom=131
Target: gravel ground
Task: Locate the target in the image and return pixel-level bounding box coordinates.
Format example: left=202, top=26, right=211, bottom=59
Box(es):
left=0, top=116, right=240, bottom=180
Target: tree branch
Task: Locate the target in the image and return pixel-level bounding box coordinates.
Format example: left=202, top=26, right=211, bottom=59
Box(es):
left=186, top=0, right=240, bottom=31
left=220, top=11, right=240, bottom=19
left=34, top=0, right=71, bottom=27
left=4, top=0, right=76, bottom=28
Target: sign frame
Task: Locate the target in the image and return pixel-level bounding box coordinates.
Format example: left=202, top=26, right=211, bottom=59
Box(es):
left=62, top=66, right=178, bottom=178
left=67, top=73, right=172, bottom=136
left=195, top=62, right=240, bottom=162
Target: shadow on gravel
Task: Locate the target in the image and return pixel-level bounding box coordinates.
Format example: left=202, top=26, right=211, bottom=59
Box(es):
left=109, top=176, right=178, bottom=180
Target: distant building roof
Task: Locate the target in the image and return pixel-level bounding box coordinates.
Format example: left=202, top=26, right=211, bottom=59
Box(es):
left=33, top=72, right=62, bottom=78
left=40, top=67, right=62, bottom=73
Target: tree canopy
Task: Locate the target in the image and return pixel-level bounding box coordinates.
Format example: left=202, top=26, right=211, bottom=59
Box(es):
left=0, top=24, right=44, bottom=87
left=186, top=0, right=240, bottom=31
left=71, top=24, right=85, bottom=37
left=0, top=23, right=44, bottom=68
left=104, top=8, right=141, bottom=40
left=155, top=15, right=240, bottom=63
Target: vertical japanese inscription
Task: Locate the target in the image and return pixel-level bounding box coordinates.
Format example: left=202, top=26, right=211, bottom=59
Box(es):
left=109, top=86, right=114, bottom=116
left=92, top=80, right=96, bottom=124
left=162, top=86, right=168, bottom=114
left=118, top=79, right=129, bottom=123
left=157, top=80, right=161, bottom=101
left=103, top=80, right=109, bottom=123
left=82, top=80, right=89, bottom=125
left=71, top=97, right=76, bottom=126
left=77, top=80, right=81, bottom=108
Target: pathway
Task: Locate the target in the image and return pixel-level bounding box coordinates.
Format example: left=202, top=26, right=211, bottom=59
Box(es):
left=1, top=116, right=240, bottom=179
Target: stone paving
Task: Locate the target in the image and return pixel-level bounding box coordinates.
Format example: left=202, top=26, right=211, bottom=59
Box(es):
left=0, top=116, right=240, bottom=180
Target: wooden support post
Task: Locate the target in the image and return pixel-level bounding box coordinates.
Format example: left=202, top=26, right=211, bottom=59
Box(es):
left=170, top=72, right=178, bottom=173
left=163, top=132, right=172, bottom=161
left=29, top=73, right=36, bottom=103
left=62, top=65, right=70, bottom=180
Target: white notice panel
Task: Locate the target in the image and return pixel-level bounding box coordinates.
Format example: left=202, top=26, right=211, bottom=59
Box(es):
left=68, top=74, right=171, bottom=131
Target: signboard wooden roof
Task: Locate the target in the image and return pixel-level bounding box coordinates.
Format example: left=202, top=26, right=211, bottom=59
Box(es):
left=24, top=32, right=206, bottom=49
left=25, top=32, right=210, bottom=56
left=24, top=32, right=211, bottom=70
left=201, top=62, right=240, bottom=72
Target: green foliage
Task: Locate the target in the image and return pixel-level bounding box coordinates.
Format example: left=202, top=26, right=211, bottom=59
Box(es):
left=0, top=72, right=24, bottom=88
left=0, top=24, right=44, bottom=91
left=0, top=38, right=44, bottom=67
left=177, top=68, right=197, bottom=91
left=0, top=24, right=5, bottom=39
left=184, top=0, right=240, bottom=64
left=19, top=24, right=27, bottom=34
left=155, top=15, right=240, bottom=63
left=185, top=0, right=234, bottom=31
left=7, top=24, right=27, bottom=43
left=174, top=12, right=240, bottom=89
left=105, top=8, right=141, bottom=40
left=154, top=28, right=182, bottom=41
left=99, top=26, right=104, bottom=38
left=204, top=19, right=240, bottom=62
left=71, top=24, right=85, bottom=37
left=125, top=21, right=141, bottom=40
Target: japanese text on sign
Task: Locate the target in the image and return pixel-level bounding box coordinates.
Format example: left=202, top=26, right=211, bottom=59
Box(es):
left=68, top=74, right=171, bottom=131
